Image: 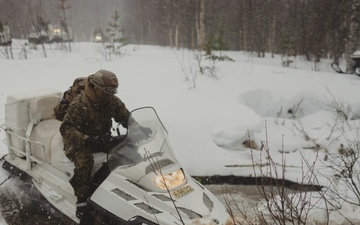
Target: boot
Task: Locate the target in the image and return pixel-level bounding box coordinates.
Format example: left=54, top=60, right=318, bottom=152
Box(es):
left=76, top=201, right=88, bottom=219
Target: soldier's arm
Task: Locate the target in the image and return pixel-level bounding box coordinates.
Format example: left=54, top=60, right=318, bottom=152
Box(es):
left=60, top=102, right=89, bottom=145
left=113, top=97, right=130, bottom=128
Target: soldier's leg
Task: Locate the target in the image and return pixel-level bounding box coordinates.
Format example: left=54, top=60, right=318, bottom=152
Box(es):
left=71, top=150, right=94, bottom=203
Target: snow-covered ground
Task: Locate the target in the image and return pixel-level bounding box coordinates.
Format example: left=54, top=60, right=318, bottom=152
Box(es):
left=0, top=40, right=360, bottom=224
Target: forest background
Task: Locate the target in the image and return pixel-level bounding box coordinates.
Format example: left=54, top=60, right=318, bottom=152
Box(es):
left=1, top=0, right=360, bottom=73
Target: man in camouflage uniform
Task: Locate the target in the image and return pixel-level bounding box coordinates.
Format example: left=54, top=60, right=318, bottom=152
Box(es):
left=60, top=70, right=130, bottom=218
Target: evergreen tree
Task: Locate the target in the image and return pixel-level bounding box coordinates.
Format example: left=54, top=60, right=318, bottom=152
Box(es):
left=106, top=10, right=127, bottom=58
left=202, top=27, right=234, bottom=62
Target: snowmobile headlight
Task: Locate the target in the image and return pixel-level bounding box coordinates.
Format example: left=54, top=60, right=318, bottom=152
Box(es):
left=54, top=28, right=61, bottom=35
left=154, top=169, right=186, bottom=190
left=95, top=35, right=102, bottom=41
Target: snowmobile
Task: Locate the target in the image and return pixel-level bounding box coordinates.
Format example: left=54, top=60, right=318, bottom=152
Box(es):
left=1, top=89, right=232, bottom=225
left=331, top=50, right=360, bottom=76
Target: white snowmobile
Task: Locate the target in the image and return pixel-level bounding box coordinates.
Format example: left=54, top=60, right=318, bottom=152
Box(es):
left=331, top=50, right=360, bottom=76
left=1, top=89, right=232, bottom=225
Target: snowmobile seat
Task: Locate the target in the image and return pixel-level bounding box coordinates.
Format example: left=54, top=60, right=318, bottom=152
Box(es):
left=28, top=96, right=61, bottom=163
left=50, top=131, right=107, bottom=177
left=30, top=119, right=61, bottom=163
left=27, top=95, right=107, bottom=174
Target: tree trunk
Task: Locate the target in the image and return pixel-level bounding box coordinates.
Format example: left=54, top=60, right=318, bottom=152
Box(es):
left=175, top=24, right=179, bottom=49
left=196, top=0, right=205, bottom=48
left=167, top=16, right=173, bottom=47
left=140, top=0, right=145, bottom=44
left=269, top=3, right=277, bottom=57
left=60, top=0, right=72, bottom=52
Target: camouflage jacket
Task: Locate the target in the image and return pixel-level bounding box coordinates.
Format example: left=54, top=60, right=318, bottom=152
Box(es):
left=60, top=91, right=130, bottom=150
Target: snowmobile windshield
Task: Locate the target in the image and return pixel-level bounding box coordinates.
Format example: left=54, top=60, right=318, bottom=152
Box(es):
left=107, top=107, right=180, bottom=182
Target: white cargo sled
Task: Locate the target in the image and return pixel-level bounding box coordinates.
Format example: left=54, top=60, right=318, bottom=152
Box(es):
left=1, top=89, right=232, bottom=225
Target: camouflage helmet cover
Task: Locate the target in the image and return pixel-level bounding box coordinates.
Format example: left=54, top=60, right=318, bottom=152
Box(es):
left=89, top=70, right=119, bottom=95
left=91, top=70, right=119, bottom=87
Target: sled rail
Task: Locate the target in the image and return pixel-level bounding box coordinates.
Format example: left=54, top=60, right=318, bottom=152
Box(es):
left=2, top=126, right=46, bottom=170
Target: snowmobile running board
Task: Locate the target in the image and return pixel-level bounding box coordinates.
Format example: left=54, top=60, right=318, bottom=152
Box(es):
left=2, top=160, right=31, bottom=182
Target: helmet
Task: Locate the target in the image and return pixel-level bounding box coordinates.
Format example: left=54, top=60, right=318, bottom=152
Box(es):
left=90, top=70, right=119, bottom=95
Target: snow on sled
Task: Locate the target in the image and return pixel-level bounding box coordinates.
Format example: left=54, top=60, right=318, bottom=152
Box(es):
left=331, top=50, right=360, bottom=76
left=1, top=89, right=232, bottom=225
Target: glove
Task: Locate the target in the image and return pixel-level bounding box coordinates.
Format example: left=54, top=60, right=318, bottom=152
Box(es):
left=109, top=135, right=126, bottom=147
left=141, top=126, right=152, bottom=138
left=131, top=126, right=152, bottom=143
left=84, top=133, right=112, bottom=149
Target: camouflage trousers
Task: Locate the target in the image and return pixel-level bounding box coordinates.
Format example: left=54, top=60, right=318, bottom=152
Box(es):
left=65, top=145, right=94, bottom=203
